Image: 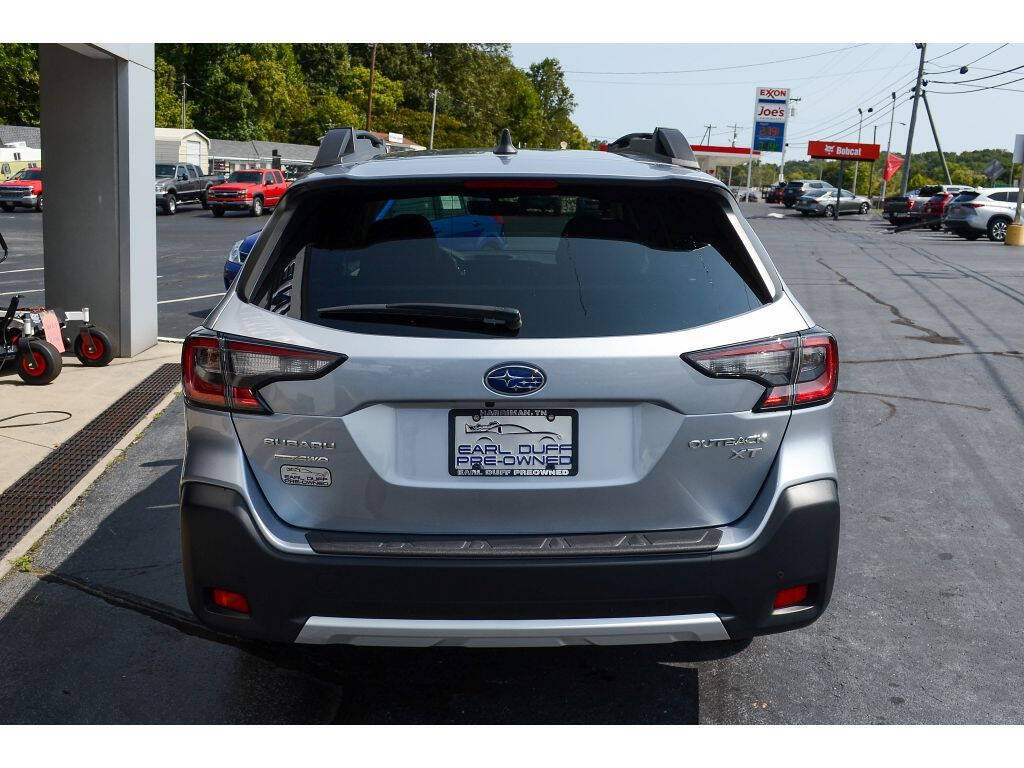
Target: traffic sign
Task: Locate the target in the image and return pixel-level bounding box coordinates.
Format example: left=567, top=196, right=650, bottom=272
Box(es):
left=984, top=159, right=1005, bottom=182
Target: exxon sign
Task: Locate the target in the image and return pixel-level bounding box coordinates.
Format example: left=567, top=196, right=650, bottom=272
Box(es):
left=752, top=87, right=789, bottom=153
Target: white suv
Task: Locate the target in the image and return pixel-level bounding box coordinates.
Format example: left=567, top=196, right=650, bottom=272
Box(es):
left=944, top=187, right=1019, bottom=242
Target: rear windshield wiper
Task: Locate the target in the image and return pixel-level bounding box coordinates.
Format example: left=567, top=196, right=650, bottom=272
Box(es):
left=317, top=303, right=523, bottom=336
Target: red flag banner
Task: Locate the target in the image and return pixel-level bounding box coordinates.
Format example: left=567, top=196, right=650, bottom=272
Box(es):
left=884, top=153, right=904, bottom=182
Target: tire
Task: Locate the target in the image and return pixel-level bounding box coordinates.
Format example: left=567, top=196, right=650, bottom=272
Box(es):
left=0, top=203, right=12, bottom=212
left=930, top=224, right=941, bottom=231
left=250, top=196, right=263, bottom=217
left=784, top=201, right=793, bottom=208
left=74, top=327, right=114, bottom=367
left=17, top=339, right=62, bottom=384
left=859, top=202, right=870, bottom=215
left=988, top=217, right=1010, bottom=242
left=212, top=207, right=225, bottom=217
left=162, top=194, right=177, bottom=215
left=800, top=211, right=810, bottom=216
left=964, top=231, right=981, bottom=241
left=824, top=205, right=835, bottom=218
left=34, top=193, right=43, bottom=212
left=201, top=186, right=211, bottom=209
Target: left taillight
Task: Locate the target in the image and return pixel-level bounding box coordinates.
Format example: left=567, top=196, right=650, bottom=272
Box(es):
left=182, top=334, right=344, bottom=413
left=682, top=330, right=838, bottom=411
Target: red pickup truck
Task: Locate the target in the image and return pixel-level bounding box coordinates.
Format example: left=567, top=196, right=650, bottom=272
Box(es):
left=0, top=168, right=43, bottom=212
left=208, top=169, right=289, bottom=217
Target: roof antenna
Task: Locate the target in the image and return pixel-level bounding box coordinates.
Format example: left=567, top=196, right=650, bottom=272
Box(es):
left=493, top=128, right=517, bottom=156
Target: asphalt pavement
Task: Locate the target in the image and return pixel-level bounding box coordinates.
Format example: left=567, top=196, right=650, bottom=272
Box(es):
left=0, top=206, right=257, bottom=339
left=1, top=206, right=1023, bottom=723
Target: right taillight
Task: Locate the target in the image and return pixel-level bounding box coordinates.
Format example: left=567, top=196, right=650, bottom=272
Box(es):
left=683, top=329, right=838, bottom=411
left=182, top=333, right=344, bottom=413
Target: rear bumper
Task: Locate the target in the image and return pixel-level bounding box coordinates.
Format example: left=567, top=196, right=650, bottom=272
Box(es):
left=180, top=478, right=840, bottom=646
left=944, top=219, right=981, bottom=234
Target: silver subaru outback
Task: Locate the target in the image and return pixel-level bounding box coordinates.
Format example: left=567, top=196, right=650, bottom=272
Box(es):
left=180, top=127, right=840, bottom=647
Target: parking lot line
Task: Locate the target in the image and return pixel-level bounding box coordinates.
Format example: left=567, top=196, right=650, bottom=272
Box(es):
left=157, top=292, right=224, bottom=305
left=0, top=288, right=44, bottom=297
left=0, top=267, right=44, bottom=275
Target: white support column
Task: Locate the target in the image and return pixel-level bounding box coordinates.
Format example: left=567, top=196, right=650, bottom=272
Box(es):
left=39, top=44, right=156, bottom=357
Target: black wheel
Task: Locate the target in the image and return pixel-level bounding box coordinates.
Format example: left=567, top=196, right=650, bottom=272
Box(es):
left=1, top=203, right=13, bottom=212
left=784, top=202, right=793, bottom=208
left=930, top=224, right=941, bottom=231
left=17, top=340, right=62, bottom=384
left=212, top=207, right=225, bottom=218
left=800, top=211, right=810, bottom=216
left=74, top=327, right=114, bottom=366
left=201, top=186, right=211, bottom=209
left=859, top=202, right=870, bottom=215
left=988, top=217, right=1010, bottom=242
left=34, top=193, right=43, bottom=212
left=824, top=205, right=835, bottom=218
left=250, top=196, right=263, bottom=217
left=964, top=231, right=981, bottom=241
left=162, top=194, right=177, bottom=215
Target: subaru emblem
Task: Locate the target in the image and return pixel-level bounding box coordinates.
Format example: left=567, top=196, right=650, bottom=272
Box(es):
left=484, top=363, right=546, bottom=397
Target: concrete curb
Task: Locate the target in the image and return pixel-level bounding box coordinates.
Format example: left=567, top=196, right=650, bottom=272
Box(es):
left=0, top=384, right=182, bottom=583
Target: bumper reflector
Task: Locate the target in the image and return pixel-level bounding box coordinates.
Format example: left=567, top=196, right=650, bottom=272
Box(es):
left=212, top=588, right=250, bottom=614
left=773, top=584, right=810, bottom=610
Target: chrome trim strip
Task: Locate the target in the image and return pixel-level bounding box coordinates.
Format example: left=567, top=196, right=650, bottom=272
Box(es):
left=294, top=613, right=731, bottom=647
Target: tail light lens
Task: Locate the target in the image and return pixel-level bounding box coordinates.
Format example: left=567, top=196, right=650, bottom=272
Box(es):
left=182, top=334, right=344, bottom=413
left=683, top=330, right=838, bottom=411
left=964, top=202, right=984, bottom=208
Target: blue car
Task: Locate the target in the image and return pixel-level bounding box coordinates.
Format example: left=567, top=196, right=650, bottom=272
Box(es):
left=376, top=196, right=506, bottom=251
left=223, top=230, right=260, bottom=289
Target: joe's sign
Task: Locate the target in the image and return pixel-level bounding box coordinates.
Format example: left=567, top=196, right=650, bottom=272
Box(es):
left=807, top=140, right=881, bottom=161
left=752, top=86, right=790, bottom=153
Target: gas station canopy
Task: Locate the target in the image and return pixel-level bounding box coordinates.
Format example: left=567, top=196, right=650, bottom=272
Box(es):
left=691, top=144, right=761, bottom=174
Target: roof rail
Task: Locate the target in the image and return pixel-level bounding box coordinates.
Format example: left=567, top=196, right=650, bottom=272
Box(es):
left=312, top=127, right=388, bottom=170
left=605, top=127, right=699, bottom=170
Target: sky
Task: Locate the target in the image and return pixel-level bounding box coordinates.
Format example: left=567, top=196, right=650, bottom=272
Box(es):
left=510, top=43, right=1024, bottom=162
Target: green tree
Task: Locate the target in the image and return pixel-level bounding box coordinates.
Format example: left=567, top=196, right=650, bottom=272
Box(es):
left=0, top=44, right=39, bottom=126
left=155, top=58, right=187, bottom=128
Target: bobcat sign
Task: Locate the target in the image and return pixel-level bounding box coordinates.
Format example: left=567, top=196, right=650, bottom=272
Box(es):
left=807, top=140, right=880, bottom=161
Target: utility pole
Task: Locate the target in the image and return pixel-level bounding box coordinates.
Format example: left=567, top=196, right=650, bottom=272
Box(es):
left=901, top=43, right=927, bottom=196
left=700, top=125, right=716, bottom=145
left=868, top=125, right=878, bottom=202
left=181, top=78, right=187, bottom=129
left=880, top=91, right=898, bottom=203
left=727, top=123, right=740, bottom=187
left=921, top=90, right=952, bottom=185
left=429, top=88, right=439, bottom=150
left=853, top=108, right=866, bottom=192
left=366, top=43, right=378, bottom=132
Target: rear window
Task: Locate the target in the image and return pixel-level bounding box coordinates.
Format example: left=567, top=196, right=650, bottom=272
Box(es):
left=248, top=183, right=771, bottom=339
left=953, top=192, right=980, bottom=202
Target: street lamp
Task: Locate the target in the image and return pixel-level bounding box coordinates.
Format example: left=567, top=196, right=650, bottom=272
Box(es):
left=853, top=106, right=872, bottom=193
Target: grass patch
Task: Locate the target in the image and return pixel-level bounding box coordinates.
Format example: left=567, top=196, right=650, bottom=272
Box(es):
left=12, top=554, right=32, bottom=573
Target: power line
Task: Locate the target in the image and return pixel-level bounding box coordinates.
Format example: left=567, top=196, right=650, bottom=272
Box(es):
left=928, top=63, right=1024, bottom=84
left=927, top=74, right=1024, bottom=94
left=925, top=44, right=968, bottom=63
left=564, top=44, right=867, bottom=75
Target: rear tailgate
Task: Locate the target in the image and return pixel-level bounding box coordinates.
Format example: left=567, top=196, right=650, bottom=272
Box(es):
left=215, top=176, right=810, bottom=535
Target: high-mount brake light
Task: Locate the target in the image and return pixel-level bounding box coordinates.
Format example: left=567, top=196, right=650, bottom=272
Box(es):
left=463, top=179, right=559, bottom=190
left=182, top=335, right=344, bottom=413
left=682, top=330, right=838, bottom=411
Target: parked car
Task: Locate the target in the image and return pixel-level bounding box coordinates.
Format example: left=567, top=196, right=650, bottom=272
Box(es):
left=782, top=179, right=833, bottom=208
left=0, top=167, right=43, bottom=212
left=377, top=195, right=507, bottom=252
left=883, top=184, right=973, bottom=225
left=224, top=230, right=261, bottom=289
left=796, top=188, right=870, bottom=217
left=181, top=126, right=839, bottom=648
left=943, top=187, right=1019, bottom=242
left=155, top=163, right=224, bottom=215
left=767, top=181, right=787, bottom=204
left=921, top=192, right=956, bottom=231
left=734, top=188, right=759, bottom=202
left=208, top=169, right=289, bottom=217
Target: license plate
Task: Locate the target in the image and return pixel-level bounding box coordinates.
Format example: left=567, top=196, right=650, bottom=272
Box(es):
left=449, top=408, right=578, bottom=477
